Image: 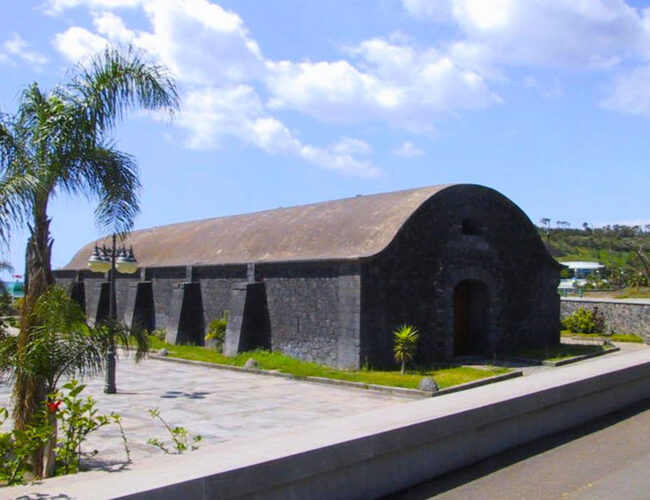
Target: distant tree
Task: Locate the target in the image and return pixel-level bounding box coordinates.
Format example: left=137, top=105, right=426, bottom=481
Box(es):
left=539, top=218, right=552, bottom=248
left=632, top=246, right=650, bottom=290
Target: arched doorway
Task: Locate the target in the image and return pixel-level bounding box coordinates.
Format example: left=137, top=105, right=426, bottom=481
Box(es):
left=453, top=280, right=489, bottom=356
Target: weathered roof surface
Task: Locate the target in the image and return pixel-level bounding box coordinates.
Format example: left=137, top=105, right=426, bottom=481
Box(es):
left=64, top=184, right=454, bottom=270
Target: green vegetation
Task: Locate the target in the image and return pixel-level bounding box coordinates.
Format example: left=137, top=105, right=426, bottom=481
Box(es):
left=147, top=408, right=202, bottom=454
left=392, top=324, right=420, bottom=374
left=514, top=343, right=606, bottom=362
left=205, top=313, right=228, bottom=351
left=560, top=330, right=644, bottom=343
left=537, top=223, right=650, bottom=291
left=0, top=380, right=124, bottom=486
left=562, top=307, right=604, bottom=334
left=149, top=337, right=510, bottom=390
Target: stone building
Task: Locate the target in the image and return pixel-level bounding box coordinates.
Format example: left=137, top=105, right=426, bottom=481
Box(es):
left=55, top=184, right=561, bottom=369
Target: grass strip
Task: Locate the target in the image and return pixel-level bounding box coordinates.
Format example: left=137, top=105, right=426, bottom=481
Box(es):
left=148, top=337, right=510, bottom=390
left=560, top=330, right=644, bottom=343
left=514, top=343, right=605, bottom=362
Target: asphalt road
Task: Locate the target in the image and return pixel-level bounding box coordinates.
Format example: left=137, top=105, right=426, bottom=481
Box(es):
left=387, top=398, right=650, bottom=500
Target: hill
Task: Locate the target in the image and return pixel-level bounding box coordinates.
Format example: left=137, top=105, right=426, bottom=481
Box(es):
left=536, top=224, right=650, bottom=289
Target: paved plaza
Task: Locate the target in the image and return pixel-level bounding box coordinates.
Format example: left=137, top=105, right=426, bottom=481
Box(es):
left=1, top=342, right=647, bottom=479
left=0, top=354, right=410, bottom=470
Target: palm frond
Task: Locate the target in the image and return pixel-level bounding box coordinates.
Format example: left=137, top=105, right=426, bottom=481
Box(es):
left=80, top=144, right=140, bottom=235
left=7, top=287, right=105, bottom=393
left=0, top=168, right=38, bottom=249
left=100, top=320, right=150, bottom=362
left=70, top=44, right=179, bottom=133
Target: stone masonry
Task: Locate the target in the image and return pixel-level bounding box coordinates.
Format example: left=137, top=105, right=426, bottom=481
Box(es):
left=55, top=184, right=561, bottom=369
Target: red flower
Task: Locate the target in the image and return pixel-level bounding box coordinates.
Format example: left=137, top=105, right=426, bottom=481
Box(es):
left=47, top=400, right=62, bottom=413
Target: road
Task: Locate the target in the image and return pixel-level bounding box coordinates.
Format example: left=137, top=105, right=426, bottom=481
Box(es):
left=387, top=398, right=650, bottom=499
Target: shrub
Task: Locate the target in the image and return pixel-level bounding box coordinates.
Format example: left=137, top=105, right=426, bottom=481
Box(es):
left=0, top=381, right=124, bottom=485
left=562, top=307, right=605, bottom=334
left=150, top=329, right=167, bottom=342
left=205, top=313, right=228, bottom=351
left=0, top=407, right=52, bottom=485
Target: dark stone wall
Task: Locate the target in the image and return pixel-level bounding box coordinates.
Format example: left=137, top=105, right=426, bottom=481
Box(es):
left=257, top=261, right=361, bottom=368
left=194, top=265, right=247, bottom=328
left=561, top=299, right=650, bottom=340
left=360, top=185, right=561, bottom=369
left=147, top=267, right=186, bottom=330
left=124, top=282, right=155, bottom=331
left=54, top=262, right=360, bottom=368
left=223, top=282, right=271, bottom=355
left=166, top=282, right=205, bottom=345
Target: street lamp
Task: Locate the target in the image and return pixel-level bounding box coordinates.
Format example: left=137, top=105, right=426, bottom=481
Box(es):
left=87, top=234, right=138, bottom=393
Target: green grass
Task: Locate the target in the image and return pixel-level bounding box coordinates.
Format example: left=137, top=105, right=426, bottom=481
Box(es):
left=148, top=337, right=510, bottom=390
left=560, top=330, right=644, bottom=343
left=514, top=343, right=606, bottom=362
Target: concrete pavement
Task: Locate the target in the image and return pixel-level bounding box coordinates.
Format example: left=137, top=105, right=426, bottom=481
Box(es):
left=0, top=354, right=409, bottom=469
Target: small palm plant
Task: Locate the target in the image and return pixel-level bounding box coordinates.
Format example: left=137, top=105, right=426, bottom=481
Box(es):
left=393, top=324, right=420, bottom=374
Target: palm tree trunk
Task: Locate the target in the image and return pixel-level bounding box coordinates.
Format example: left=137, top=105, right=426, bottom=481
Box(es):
left=14, top=196, right=55, bottom=477
left=42, top=409, right=58, bottom=478
left=401, top=360, right=405, bottom=375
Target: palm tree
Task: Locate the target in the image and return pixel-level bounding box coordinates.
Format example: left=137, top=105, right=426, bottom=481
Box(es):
left=0, top=45, right=178, bottom=476
left=0, top=286, right=149, bottom=476
left=393, top=324, right=420, bottom=374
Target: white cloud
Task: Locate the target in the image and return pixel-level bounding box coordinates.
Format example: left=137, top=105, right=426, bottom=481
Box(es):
left=43, top=0, right=143, bottom=15
left=2, top=33, right=48, bottom=68
left=54, top=27, right=109, bottom=61
left=136, top=0, right=264, bottom=85
left=93, top=11, right=134, bottom=43
left=176, top=86, right=378, bottom=177
left=47, top=0, right=506, bottom=176
left=601, top=65, right=650, bottom=115
left=49, top=0, right=382, bottom=177
left=403, top=0, right=650, bottom=118
left=402, top=0, right=454, bottom=23
left=392, top=141, right=424, bottom=158
left=299, top=141, right=378, bottom=177
left=404, top=0, right=650, bottom=70
left=266, top=38, right=500, bottom=130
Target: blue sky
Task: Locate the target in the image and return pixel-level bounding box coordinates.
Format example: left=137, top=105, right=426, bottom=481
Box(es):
left=2, top=0, right=650, bottom=278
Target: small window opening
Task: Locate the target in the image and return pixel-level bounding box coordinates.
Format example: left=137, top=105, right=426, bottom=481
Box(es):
left=462, top=218, right=480, bottom=235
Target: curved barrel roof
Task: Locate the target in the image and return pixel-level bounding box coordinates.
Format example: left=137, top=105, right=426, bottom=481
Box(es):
left=64, top=184, right=455, bottom=270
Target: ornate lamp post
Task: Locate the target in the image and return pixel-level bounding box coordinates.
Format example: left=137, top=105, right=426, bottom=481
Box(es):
left=87, top=234, right=138, bottom=393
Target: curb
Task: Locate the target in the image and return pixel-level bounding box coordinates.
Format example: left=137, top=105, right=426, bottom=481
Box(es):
left=148, top=353, right=522, bottom=399
left=432, top=370, right=523, bottom=397
left=543, top=346, right=620, bottom=367
left=505, top=345, right=620, bottom=368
